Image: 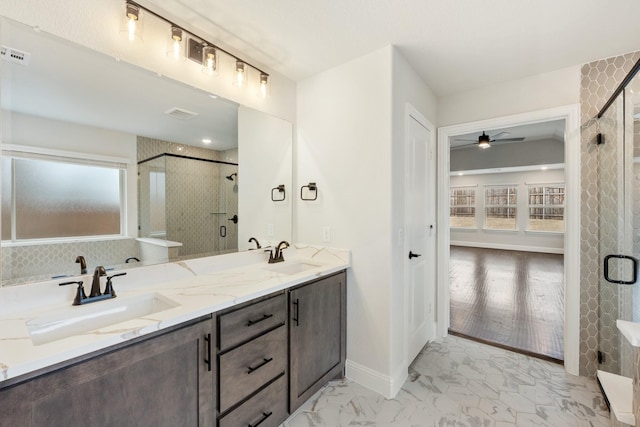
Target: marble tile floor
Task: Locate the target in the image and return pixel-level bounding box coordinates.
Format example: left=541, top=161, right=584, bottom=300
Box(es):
left=282, top=335, right=609, bottom=427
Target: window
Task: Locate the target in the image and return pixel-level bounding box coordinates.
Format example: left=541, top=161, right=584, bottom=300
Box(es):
left=527, top=183, right=565, bottom=232
left=484, top=185, right=517, bottom=230
left=450, top=186, right=476, bottom=228
left=1, top=153, right=126, bottom=241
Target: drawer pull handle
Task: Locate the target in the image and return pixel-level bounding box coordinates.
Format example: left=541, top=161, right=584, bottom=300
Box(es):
left=204, top=333, right=212, bottom=372
left=247, top=313, right=273, bottom=326
left=248, top=411, right=272, bottom=427
left=247, top=357, right=273, bottom=374
left=293, top=298, right=299, bottom=326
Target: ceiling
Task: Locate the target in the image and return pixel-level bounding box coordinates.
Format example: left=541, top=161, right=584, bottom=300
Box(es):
left=146, top=0, right=640, bottom=96
left=450, top=120, right=566, bottom=150
left=1, top=18, right=239, bottom=150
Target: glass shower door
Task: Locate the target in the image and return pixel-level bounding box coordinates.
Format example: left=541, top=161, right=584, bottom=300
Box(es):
left=598, top=75, right=640, bottom=378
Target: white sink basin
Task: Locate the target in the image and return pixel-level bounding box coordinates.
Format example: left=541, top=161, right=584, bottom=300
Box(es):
left=26, top=293, right=179, bottom=346
left=263, top=261, right=322, bottom=275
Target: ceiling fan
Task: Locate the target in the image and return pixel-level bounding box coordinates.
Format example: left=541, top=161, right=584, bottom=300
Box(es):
left=453, top=131, right=525, bottom=149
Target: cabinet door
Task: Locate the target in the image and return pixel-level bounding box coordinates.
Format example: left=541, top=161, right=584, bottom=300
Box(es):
left=289, top=271, right=346, bottom=411
left=2, top=319, right=215, bottom=427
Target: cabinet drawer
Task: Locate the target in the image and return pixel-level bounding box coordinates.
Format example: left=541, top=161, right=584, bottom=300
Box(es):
left=219, top=326, right=286, bottom=412
left=218, top=293, right=286, bottom=351
left=218, top=374, right=287, bottom=427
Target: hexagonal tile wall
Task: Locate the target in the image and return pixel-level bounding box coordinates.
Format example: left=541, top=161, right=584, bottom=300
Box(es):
left=580, top=51, right=640, bottom=378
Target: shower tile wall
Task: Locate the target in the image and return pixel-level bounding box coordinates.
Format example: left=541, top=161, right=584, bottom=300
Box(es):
left=580, top=51, right=640, bottom=377
left=598, top=100, right=624, bottom=375
left=137, top=137, right=224, bottom=162
left=137, top=138, right=239, bottom=258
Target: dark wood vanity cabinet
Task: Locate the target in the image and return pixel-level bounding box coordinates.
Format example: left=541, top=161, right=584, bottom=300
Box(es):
left=0, top=318, right=215, bottom=427
left=0, top=270, right=347, bottom=427
left=289, top=271, right=347, bottom=411
left=217, top=292, right=288, bottom=427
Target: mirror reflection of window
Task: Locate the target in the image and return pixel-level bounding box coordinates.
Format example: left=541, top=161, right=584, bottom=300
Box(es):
left=1, top=156, right=124, bottom=241
left=149, top=170, right=167, bottom=238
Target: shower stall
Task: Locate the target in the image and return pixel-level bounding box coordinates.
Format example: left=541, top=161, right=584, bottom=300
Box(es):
left=596, top=62, right=640, bottom=378
left=138, top=153, right=239, bottom=258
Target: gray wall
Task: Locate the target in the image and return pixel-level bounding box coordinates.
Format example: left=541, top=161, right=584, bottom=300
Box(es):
left=451, top=138, right=564, bottom=171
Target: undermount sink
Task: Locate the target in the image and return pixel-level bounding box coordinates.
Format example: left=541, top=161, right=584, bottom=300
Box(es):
left=263, top=260, right=322, bottom=275
left=26, top=293, right=179, bottom=346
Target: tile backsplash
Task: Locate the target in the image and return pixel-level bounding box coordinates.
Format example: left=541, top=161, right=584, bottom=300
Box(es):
left=1, top=238, right=139, bottom=286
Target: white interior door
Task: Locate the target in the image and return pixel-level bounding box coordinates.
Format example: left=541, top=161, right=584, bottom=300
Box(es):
left=405, top=106, right=436, bottom=363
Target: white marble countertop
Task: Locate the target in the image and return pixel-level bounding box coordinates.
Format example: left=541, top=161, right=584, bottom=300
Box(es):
left=0, top=244, right=350, bottom=385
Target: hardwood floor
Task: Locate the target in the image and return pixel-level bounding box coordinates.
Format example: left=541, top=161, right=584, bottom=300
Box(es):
left=449, top=246, right=564, bottom=361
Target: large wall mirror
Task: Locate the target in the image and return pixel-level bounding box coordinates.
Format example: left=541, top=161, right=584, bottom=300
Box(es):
left=0, top=17, right=293, bottom=285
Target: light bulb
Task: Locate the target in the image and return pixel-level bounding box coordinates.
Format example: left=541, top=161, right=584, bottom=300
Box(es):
left=122, top=3, right=142, bottom=42
left=202, top=46, right=217, bottom=75
left=259, top=73, right=268, bottom=98
left=235, top=61, right=245, bottom=87
left=172, top=39, right=181, bottom=59
left=167, top=26, right=183, bottom=61
left=127, top=17, right=137, bottom=42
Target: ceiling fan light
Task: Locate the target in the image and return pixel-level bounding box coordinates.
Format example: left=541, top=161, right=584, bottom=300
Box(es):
left=478, top=132, right=491, bottom=149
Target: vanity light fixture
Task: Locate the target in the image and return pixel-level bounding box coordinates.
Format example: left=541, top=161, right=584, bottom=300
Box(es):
left=202, top=45, right=217, bottom=75
left=202, top=138, right=212, bottom=144
left=122, top=1, right=270, bottom=94
left=122, top=1, right=142, bottom=42
left=235, top=61, right=246, bottom=88
left=167, top=26, right=184, bottom=61
left=259, top=73, right=269, bottom=98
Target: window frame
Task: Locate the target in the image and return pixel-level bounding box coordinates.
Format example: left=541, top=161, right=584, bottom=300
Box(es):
left=1, top=145, right=129, bottom=244
left=483, top=184, right=518, bottom=231
left=526, top=182, right=565, bottom=233
left=449, top=185, right=477, bottom=229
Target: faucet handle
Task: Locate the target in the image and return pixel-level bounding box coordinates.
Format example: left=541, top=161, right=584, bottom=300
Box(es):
left=264, top=248, right=275, bottom=263
left=104, top=272, right=127, bottom=298
left=59, top=280, right=86, bottom=306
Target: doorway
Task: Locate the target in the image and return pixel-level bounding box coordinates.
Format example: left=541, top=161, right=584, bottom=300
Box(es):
left=436, top=105, right=581, bottom=375
left=447, top=121, right=566, bottom=361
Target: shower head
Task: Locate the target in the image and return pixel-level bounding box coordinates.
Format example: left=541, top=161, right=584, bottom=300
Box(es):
left=226, top=173, right=237, bottom=181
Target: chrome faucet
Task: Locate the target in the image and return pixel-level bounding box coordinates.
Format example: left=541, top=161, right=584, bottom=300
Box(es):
left=268, top=241, right=290, bottom=264
left=90, top=266, right=107, bottom=297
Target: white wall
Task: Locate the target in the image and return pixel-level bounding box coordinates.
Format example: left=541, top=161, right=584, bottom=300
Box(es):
left=296, top=45, right=438, bottom=398
left=238, top=107, right=292, bottom=249
left=438, top=65, right=580, bottom=127
left=389, top=48, right=438, bottom=395
left=0, top=0, right=297, bottom=123
left=296, top=46, right=394, bottom=393
left=1, top=111, right=138, bottom=237
left=450, top=168, right=565, bottom=253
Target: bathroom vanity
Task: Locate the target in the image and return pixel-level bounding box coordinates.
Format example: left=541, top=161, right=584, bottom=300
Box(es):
left=0, top=246, right=349, bottom=427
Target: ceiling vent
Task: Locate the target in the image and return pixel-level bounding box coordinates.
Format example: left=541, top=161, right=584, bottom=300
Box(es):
left=164, top=107, right=199, bottom=120
left=0, top=45, right=31, bottom=66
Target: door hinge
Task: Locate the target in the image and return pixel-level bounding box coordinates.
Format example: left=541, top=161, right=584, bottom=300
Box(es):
left=597, top=350, right=604, bottom=364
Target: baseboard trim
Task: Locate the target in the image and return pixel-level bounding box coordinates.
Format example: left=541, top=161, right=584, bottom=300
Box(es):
left=450, top=241, right=564, bottom=254
left=345, top=359, right=407, bottom=399
left=389, top=363, right=407, bottom=399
